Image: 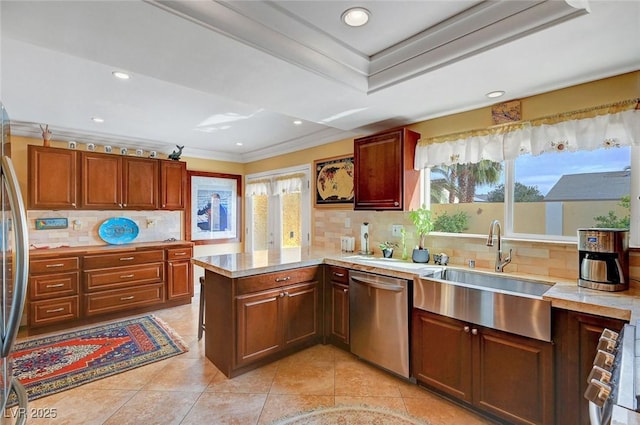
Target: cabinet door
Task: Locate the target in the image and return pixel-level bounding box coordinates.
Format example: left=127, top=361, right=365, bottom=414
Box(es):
left=411, top=310, right=472, bottom=402
left=81, top=152, right=122, bottom=208
left=473, top=327, right=554, bottom=425
left=236, top=288, right=283, bottom=366
left=167, top=261, right=192, bottom=300
left=283, top=282, right=319, bottom=347
left=123, top=157, right=158, bottom=209
left=160, top=160, right=186, bottom=209
left=28, top=146, right=78, bottom=209
left=330, top=283, right=349, bottom=345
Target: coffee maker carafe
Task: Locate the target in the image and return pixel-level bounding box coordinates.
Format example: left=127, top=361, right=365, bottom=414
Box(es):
left=578, top=228, right=629, bottom=292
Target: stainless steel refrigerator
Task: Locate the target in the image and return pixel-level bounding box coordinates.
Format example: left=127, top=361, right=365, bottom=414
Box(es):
left=0, top=102, right=29, bottom=424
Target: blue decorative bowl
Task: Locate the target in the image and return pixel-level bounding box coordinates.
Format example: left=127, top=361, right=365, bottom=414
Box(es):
left=98, top=217, right=139, bottom=245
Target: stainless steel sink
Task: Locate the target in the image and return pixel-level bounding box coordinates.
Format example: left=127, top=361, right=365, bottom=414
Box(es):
left=414, top=268, right=552, bottom=341
left=441, top=268, right=551, bottom=297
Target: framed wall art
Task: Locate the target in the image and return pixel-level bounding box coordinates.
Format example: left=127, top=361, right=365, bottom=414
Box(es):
left=313, top=155, right=354, bottom=207
left=186, top=171, right=242, bottom=244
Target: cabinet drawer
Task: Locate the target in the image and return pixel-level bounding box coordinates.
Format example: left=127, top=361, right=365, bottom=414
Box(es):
left=84, top=283, right=164, bottom=316
left=30, top=257, right=80, bottom=274
left=327, top=266, right=348, bottom=284
left=237, top=266, right=320, bottom=295
left=84, top=263, right=164, bottom=292
left=30, top=271, right=79, bottom=300
left=30, top=296, right=80, bottom=327
left=83, top=250, right=164, bottom=269
left=167, top=247, right=193, bottom=261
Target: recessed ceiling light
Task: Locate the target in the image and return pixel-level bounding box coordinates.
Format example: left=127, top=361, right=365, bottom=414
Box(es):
left=112, top=71, right=131, bottom=80
left=342, top=7, right=370, bottom=27
left=486, top=90, right=506, bottom=99
left=293, top=120, right=302, bottom=125
left=235, top=142, right=243, bottom=146
left=91, top=117, right=104, bottom=123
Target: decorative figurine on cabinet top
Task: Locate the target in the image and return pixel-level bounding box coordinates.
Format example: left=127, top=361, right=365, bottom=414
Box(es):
left=39, top=124, right=52, bottom=147
left=168, top=145, right=184, bottom=160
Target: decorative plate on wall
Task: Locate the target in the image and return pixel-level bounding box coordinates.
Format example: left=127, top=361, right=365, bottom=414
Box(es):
left=98, top=217, right=139, bottom=245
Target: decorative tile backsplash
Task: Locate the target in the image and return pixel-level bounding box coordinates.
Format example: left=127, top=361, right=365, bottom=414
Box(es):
left=27, top=210, right=182, bottom=248
left=312, top=209, right=640, bottom=285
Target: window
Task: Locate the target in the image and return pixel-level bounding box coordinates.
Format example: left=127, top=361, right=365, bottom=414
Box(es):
left=245, top=166, right=311, bottom=251
left=417, top=106, right=638, bottom=244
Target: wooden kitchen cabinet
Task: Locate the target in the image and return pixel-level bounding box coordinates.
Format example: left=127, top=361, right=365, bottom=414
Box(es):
left=324, top=265, right=350, bottom=349
left=553, top=309, right=626, bottom=425
left=28, top=145, right=79, bottom=209
left=160, top=160, right=186, bottom=210
left=28, top=255, right=81, bottom=328
left=353, top=128, right=420, bottom=211
left=205, top=265, right=321, bottom=377
left=81, top=152, right=158, bottom=209
left=412, top=309, right=554, bottom=425
left=167, top=246, right=193, bottom=300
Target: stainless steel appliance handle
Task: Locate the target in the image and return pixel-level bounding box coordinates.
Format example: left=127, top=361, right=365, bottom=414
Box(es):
left=1, top=156, right=29, bottom=357
left=10, top=379, right=28, bottom=425
left=588, top=401, right=603, bottom=425
left=350, top=276, right=404, bottom=292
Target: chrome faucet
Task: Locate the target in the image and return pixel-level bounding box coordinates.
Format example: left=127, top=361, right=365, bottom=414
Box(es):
left=486, top=219, right=512, bottom=272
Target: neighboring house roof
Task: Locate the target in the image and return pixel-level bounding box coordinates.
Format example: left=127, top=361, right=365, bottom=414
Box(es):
left=544, top=171, right=630, bottom=201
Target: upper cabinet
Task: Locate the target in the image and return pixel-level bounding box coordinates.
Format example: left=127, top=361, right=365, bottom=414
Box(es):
left=28, top=145, right=79, bottom=210
left=81, top=152, right=158, bottom=210
left=353, top=128, right=421, bottom=211
left=27, top=146, right=186, bottom=211
left=160, top=160, right=186, bottom=210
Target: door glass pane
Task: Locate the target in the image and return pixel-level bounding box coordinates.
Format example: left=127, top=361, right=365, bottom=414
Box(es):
left=251, top=194, right=269, bottom=250
left=281, top=193, right=301, bottom=248
left=513, top=147, right=631, bottom=237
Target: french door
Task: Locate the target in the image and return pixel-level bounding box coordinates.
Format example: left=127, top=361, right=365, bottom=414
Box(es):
left=245, top=166, right=310, bottom=251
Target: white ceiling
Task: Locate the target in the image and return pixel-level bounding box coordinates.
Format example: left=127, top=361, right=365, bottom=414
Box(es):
left=1, top=1, right=638, bottom=163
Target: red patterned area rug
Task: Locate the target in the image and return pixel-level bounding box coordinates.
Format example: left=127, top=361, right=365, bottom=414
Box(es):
left=9, top=314, right=188, bottom=404
left=269, top=405, right=431, bottom=425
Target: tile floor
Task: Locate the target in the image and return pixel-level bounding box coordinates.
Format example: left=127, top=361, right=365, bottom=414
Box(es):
left=12, top=293, right=498, bottom=425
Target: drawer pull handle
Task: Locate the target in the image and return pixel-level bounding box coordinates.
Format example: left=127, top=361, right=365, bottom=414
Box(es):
left=120, top=274, right=135, bottom=279
left=120, top=257, right=135, bottom=261
left=45, top=283, right=65, bottom=288
left=46, top=308, right=65, bottom=313
left=120, top=296, right=135, bottom=301
left=173, top=252, right=187, bottom=256
left=275, top=276, right=291, bottom=282
left=45, top=263, right=65, bottom=268
left=333, top=272, right=345, bottom=277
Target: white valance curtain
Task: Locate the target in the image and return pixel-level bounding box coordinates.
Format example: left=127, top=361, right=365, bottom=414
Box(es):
left=246, top=179, right=271, bottom=196
left=415, top=104, right=640, bottom=169
left=275, top=173, right=305, bottom=195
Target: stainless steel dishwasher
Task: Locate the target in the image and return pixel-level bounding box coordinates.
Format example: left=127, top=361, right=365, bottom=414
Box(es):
left=349, top=270, right=410, bottom=379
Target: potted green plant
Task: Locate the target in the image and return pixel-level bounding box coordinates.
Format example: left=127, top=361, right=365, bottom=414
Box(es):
left=378, top=241, right=398, bottom=258
left=408, top=204, right=433, bottom=263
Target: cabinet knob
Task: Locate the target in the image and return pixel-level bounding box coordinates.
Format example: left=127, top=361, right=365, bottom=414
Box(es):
left=279, top=292, right=285, bottom=298
left=343, top=288, right=348, bottom=293
left=463, top=326, right=470, bottom=333
left=72, top=203, right=77, bottom=208
left=471, top=328, right=478, bottom=335
left=394, top=201, right=399, bottom=206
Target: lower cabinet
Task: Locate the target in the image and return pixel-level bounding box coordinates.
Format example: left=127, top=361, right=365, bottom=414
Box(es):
left=553, top=308, right=626, bottom=425
left=412, top=309, right=554, bottom=425
left=167, top=247, right=193, bottom=300
left=325, top=265, right=349, bottom=348
left=205, top=265, right=321, bottom=377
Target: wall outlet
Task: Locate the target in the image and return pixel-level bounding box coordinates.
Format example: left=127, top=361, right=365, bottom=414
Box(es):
left=392, top=224, right=403, bottom=237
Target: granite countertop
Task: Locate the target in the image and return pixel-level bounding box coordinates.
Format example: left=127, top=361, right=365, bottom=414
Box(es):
left=29, top=240, right=194, bottom=258
left=192, top=248, right=640, bottom=323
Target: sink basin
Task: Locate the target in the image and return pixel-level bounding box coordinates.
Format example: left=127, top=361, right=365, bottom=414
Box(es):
left=414, top=268, right=552, bottom=341
left=441, top=268, right=551, bottom=297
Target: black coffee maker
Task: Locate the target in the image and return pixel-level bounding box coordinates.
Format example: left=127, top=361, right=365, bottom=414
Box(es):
left=577, top=228, right=629, bottom=292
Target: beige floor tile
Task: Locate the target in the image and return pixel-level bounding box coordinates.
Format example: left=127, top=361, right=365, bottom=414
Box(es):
left=334, top=358, right=402, bottom=397
left=179, top=392, right=267, bottom=425
left=143, top=356, right=219, bottom=392
left=206, top=362, right=277, bottom=394
left=403, top=393, right=497, bottom=425
left=270, top=360, right=335, bottom=395
left=257, top=394, right=334, bottom=425
left=103, top=390, right=200, bottom=425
